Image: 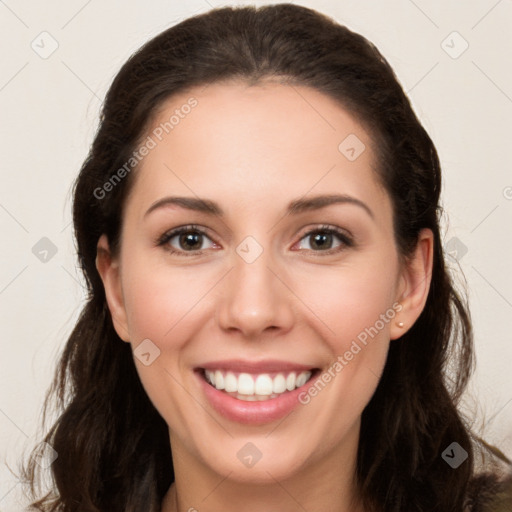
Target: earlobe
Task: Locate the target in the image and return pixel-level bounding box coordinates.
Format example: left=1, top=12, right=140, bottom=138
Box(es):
left=95, top=234, right=130, bottom=342
left=390, top=228, right=434, bottom=340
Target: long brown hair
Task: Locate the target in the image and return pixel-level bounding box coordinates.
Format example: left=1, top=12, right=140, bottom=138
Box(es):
left=18, top=4, right=511, bottom=511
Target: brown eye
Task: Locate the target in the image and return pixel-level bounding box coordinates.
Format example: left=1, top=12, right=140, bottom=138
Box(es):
left=308, top=232, right=334, bottom=250
left=158, top=225, right=217, bottom=256
left=295, top=226, right=353, bottom=253
left=176, top=231, right=204, bottom=251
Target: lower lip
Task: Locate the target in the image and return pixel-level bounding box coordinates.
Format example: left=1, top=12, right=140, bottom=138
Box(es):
left=195, top=370, right=318, bottom=425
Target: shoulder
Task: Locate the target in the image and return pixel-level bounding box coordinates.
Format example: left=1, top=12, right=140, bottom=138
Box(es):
left=465, top=470, right=512, bottom=512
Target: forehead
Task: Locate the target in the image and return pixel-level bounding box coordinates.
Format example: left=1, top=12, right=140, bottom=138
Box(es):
left=145, top=80, right=371, bottom=167
left=124, top=81, right=390, bottom=223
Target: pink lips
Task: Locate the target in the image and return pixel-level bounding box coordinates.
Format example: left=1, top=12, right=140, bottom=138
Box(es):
left=195, top=359, right=319, bottom=425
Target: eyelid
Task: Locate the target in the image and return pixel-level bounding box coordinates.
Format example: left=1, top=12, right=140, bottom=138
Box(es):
left=295, top=223, right=353, bottom=242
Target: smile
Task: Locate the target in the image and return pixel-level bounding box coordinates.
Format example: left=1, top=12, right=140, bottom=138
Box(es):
left=202, top=369, right=315, bottom=401
left=194, top=361, right=322, bottom=425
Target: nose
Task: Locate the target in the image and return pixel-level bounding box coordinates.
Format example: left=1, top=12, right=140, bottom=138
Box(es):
left=216, top=243, right=295, bottom=340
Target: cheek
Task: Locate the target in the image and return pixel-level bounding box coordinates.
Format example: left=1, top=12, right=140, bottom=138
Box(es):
left=119, top=258, right=213, bottom=434
left=294, top=254, right=399, bottom=349
left=121, top=258, right=209, bottom=342
left=291, top=256, right=398, bottom=416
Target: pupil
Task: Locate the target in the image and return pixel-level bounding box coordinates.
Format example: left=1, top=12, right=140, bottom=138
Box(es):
left=312, top=233, right=331, bottom=250
left=181, top=232, right=201, bottom=250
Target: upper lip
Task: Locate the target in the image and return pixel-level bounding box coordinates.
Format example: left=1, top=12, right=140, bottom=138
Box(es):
left=197, top=359, right=318, bottom=374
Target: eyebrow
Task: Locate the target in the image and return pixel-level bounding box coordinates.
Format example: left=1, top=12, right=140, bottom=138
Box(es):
left=144, top=193, right=374, bottom=219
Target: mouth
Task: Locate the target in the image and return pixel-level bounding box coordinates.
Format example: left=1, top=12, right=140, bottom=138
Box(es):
left=193, top=359, right=323, bottom=424
left=195, top=366, right=320, bottom=402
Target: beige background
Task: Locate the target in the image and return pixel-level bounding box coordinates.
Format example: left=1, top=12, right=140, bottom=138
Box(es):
left=1, top=0, right=511, bottom=509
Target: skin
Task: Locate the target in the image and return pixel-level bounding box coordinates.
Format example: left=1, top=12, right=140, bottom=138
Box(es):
left=96, top=81, right=433, bottom=512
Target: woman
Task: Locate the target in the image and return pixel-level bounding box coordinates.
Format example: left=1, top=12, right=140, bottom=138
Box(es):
left=20, top=4, right=512, bottom=511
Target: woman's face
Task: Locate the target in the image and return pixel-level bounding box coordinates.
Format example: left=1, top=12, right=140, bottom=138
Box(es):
left=97, top=81, right=430, bottom=484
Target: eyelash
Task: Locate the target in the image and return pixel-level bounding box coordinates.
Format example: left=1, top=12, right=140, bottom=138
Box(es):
left=156, top=224, right=354, bottom=257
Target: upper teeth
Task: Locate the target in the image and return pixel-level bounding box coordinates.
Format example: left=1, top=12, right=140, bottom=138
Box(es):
left=204, top=370, right=313, bottom=396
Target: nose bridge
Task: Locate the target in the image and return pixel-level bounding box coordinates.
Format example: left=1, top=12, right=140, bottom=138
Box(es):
left=216, top=235, right=293, bottom=337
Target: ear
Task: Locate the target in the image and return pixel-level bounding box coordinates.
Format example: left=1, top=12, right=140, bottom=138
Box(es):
left=95, top=234, right=130, bottom=342
left=390, top=228, right=434, bottom=340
